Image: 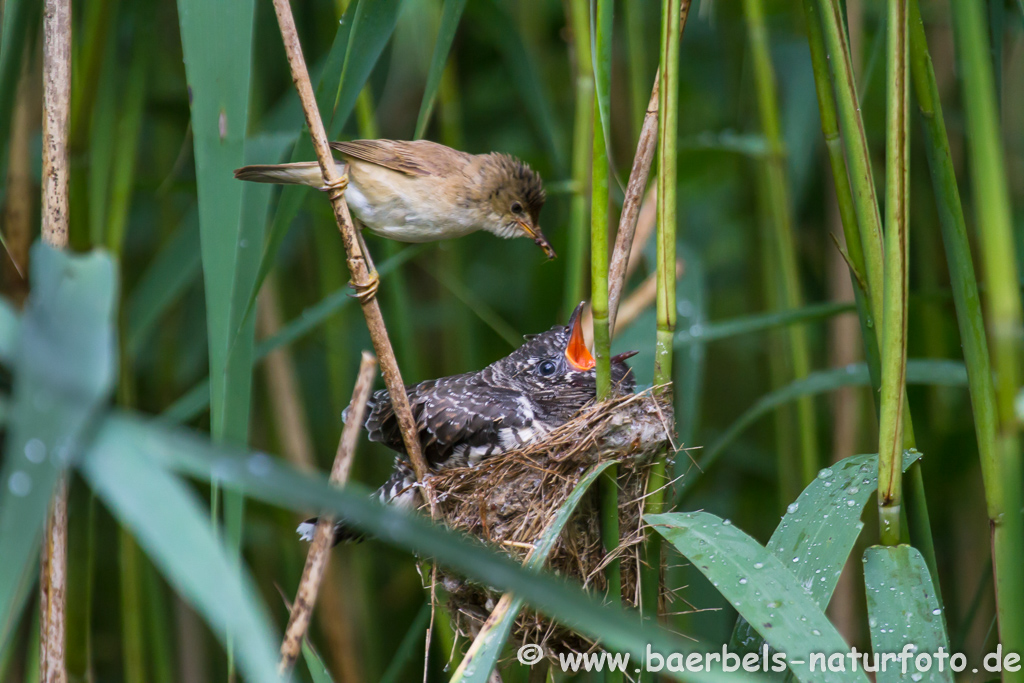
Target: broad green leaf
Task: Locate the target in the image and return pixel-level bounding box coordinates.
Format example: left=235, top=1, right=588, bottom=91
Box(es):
left=863, top=545, right=953, bottom=683
left=453, top=461, right=614, bottom=683
left=0, top=245, right=118, bottom=651
left=674, top=360, right=968, bottom=504
left=94, top=412, right=759, bottom=683
left=176, top=0, right=255, bottom=444
left=126, top=210, right=201, bottom=356
left=675, top=301, right=856, bottom=347
left=413, top=0, right=467, bottom=139
left=159, top=245, right=425, bottom=425
left=647, top=511, right=870, bottom=683
left=245, top=0, right=407, bottom=324
left=302, top=639, right=335, bottom=683
left=731, top=452, right=924, bottom=657
left=79, top=434, right=279, bottom=683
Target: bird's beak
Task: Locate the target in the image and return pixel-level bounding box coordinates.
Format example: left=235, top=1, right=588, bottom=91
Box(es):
left=565, top=302, right=596, bottom=371
left=611, top=350, right=639, bottom=363
left=517, top=218, right=557, bottom=260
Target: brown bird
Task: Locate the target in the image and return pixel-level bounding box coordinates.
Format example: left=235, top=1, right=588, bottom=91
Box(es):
left=234, top=139, right=553, bottom=258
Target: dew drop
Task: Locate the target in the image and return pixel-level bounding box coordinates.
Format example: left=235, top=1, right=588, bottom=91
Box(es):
left=932, top=608, right=941, bottom=615
left=8, top=471, right=31, bottom=496
left=754, top=562, right=764, bottom=569
left=787, top=502, right=799, bottom=514
left=817, top=468, right=833, bottom=480
left=24, top=438, right=46, bottom=464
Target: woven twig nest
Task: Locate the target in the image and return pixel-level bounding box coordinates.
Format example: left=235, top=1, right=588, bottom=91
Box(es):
left=420, top=388, right=674, bottom=658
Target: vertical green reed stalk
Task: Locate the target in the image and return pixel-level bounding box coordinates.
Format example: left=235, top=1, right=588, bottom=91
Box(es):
left=814, top=0, right=885, bottom=327
left=624, top=0, right=648, bottom=139
left=949, top=0, right=1024, bottom=671
left=743, top=0, right=819, bottom=491
left=591, top=0, right=611, bottom=399
left=638, top=0, right=681, bottom=646
left=653, top=0, right=679, bottom=397
left=877, top=0, right=909, bottom=546
left=591, top=7, right=619, bottom=680
left=909, top=0, right=1022, bottom=655
left=803, top=0, right=881, bottom=390
left=564, top=0, right=593, bottom=316
left=809, top=0, right=939, bottom=571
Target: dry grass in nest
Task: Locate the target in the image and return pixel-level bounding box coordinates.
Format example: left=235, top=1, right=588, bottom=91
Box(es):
left=420, top=388, right=674, bottom=657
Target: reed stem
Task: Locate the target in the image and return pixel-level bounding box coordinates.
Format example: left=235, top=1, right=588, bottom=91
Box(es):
left=564, top=0, right=593, bottom=316
left=608, top=74, right=659, bottom=335
left=590, top=7, right=620, bottom=680
left=814, top=0, right=885, bottom=328
left=269, top=0, right=430, bottom=487
left=40, top=0, right=71, bottom=680
left=279, top=352, right=377, bottom=675
left=637, top=0, right=686, bottom=655
left=591, top=0, right=612, bottom=400
left=803, top=0, right=883, bottom=394
left=949, top=0, right=1024, bottom=670
left=743, top=0, right=819, bottom=490
left=908, top=0, right=1003, bottom=604
left=877, top=0, right=909, bottom=547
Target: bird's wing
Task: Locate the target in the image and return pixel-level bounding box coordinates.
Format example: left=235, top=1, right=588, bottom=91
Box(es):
left=330, top=139, right=470, bottom=177
left=363, top=378, right=531, bottom=467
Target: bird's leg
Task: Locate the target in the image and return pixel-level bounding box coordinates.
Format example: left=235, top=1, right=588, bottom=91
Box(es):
left=318, top=167, right=348, bottom=201
left=348, top=224, right=380, bottom=304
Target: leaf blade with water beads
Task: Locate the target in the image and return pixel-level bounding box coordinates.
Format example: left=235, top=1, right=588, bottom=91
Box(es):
left=647, top=510, right=869, bottom=683
left=863, top=545, right=953, bottom=683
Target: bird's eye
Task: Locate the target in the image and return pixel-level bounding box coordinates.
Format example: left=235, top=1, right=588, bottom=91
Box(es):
left=511, top=201, right=523, bottom=215
left=538, top=360, right=557, bottom=376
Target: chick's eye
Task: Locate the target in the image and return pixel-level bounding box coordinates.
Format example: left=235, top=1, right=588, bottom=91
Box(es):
left=538, top=360, right=557, bottom=376
left=511, top=201, right=523, bottom=215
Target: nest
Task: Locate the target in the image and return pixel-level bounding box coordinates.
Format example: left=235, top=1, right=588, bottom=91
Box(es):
left=420, top=389, right=674, bottom=658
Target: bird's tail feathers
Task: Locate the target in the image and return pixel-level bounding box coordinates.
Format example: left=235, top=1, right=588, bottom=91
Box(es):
left=234, top=162, right=326, bottom=187
left=297, top=517, right=365, bottom=545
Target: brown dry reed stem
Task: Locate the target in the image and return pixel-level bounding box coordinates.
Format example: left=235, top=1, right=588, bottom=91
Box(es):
left=40, top=0, right=71, bottom=681
left=258, top=278, right=316, bottom=471
left=608, top=73, right=659, bottom=336
left=278, top=351, right=378, bottom=675
left=269, top=0, right=429, bottom=487
left=257, top=278, right=362, bottom=683
left=42, top=0, right=70, bottom=248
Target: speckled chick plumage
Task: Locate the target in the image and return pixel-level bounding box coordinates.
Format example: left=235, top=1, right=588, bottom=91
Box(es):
left=297, top=304, right=635, bottom=544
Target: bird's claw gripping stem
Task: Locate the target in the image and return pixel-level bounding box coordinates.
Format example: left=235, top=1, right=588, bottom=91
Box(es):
left=319, top=173, right=349, bottom=202
left=349, top=269, right=380, bottom=304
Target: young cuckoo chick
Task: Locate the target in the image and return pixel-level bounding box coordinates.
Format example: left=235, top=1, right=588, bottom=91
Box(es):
left=298, top=303, right=636, bottom=544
